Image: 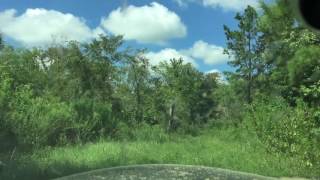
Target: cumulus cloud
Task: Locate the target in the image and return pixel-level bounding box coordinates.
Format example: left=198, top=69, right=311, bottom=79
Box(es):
left=92, top=27, right=107, bottom=38
left=0, top=8, right=98, bottom=47
left=185, top=40, right=229, bottom=65
left=0, top=3, right=187, bottom=47
left=100, top=2, right=187, bottom=44
left=145, top=48, right=197, bottom=67
left=173, top=0, right=259, bottom=11
left=144, top=40, right=229, bottom=67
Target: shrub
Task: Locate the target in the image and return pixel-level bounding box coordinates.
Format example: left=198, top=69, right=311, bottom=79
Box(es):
left=245, top=96, right=320, bottom=168
left=131, top=123, right=169, bottom=143
left=71, top=98, right=114, bottom=140
left=214, top=83, right=246, bottom=127
left=8, top=85, right=75, bottom=148
left=0, top=75, right=13, bottom=144
left=113, top=122, right=170, bottom=143
left=112, top=121, right=133, bottom=140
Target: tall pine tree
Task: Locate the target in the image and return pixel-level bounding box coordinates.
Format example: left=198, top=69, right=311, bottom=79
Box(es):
left=224, top=6, right=263, bottom=103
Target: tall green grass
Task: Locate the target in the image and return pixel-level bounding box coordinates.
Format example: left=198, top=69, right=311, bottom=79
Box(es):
left=0, top=127, right=317, bottom=180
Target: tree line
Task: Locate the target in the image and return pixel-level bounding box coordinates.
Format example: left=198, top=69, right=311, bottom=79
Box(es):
left=0, top=0, right=319, bottom=169
left=0, top=34, right=219, bottom=148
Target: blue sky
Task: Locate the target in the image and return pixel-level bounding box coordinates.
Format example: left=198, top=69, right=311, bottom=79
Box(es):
left=0, top=0, right=261, bottom=73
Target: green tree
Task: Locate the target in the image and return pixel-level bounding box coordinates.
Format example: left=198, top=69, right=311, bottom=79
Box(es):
left=152, top=59, right=186, bottom=132
left=288, top=46, right=320, bottom=105
left=224, top=5, right=263, bottom=103
left=153, top=59, right=216, bottom=132
left=193, top=73, right=219, bottom=124
left=126, top=52, right=150, bottom=123
left=258, top=0, right=320, bottom=102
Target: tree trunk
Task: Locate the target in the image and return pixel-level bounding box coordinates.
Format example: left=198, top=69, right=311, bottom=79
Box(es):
left=135, top=81, right=143, bottom=123
left=167, top=103, right=175, bottom=133
left=247, top=70, right=252, bottom=104
left=247, top=33, right=253, bottom=104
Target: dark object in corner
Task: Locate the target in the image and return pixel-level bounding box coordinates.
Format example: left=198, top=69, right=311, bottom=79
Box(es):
left=298, top=0, right=320, bottom=30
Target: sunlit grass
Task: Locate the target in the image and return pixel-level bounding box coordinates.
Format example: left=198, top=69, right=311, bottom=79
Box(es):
left=0, top=128, right=317, bottom=180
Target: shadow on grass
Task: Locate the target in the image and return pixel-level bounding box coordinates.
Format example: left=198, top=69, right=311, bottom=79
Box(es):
left=1, top=158, right=93, bottom=180
left=0, top=134, right=95, bottom=179
left=0, top=152, right=164, bottom=180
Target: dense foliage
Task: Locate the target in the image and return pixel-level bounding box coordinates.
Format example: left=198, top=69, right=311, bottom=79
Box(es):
left=0, top=35, right=220, bottom=149
left=0, top=0, right=319, bottom=178
left=222, top=0, right=320, bottom=170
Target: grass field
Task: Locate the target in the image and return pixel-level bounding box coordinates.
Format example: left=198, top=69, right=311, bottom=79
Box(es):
left=0, top=127, right=318, bottom=180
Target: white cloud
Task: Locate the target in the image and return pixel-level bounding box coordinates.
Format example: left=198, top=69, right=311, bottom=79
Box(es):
left=205, top=69, right=227, bottom=84
left=144, top=40, right=229, bottom=67
left=92, top=27, right=107, bottom=38
left=206, top=69, right=221, bottom=74
left=145, top=48, right=197, bottom=67
left=203, top=0, right=259, bottom=11
left=0, top=9, right=15, bottom=26
left=185, top=40, right=229, bottom=65
left=0, top=8, right=97, bottom=47
left=100, top=2, right=187, bottom=44
left=173, top=0, right=259, bottom=11
left=173, top=0, right=189, bottom=7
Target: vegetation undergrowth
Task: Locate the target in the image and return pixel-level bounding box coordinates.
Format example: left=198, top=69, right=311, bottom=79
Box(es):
left=1, top=126, right=318, bottom=180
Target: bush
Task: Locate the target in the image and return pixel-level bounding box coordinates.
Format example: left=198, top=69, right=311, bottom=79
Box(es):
left=132, top=123, right=169, bottom=143
left=113, top=122, right=170, bottom=143
left=112, top=121, right=133, bottom=140
left=214, top=83, right=246, bottom=127
left=71, top=98, right=114, bottom=140
left=6, top=84, right=125, bottom=148
left=0, top=75, right=13, bottom=148
left=245, top=96, right=320, bottom=168
left=8, top=85, right=75, bottom=148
